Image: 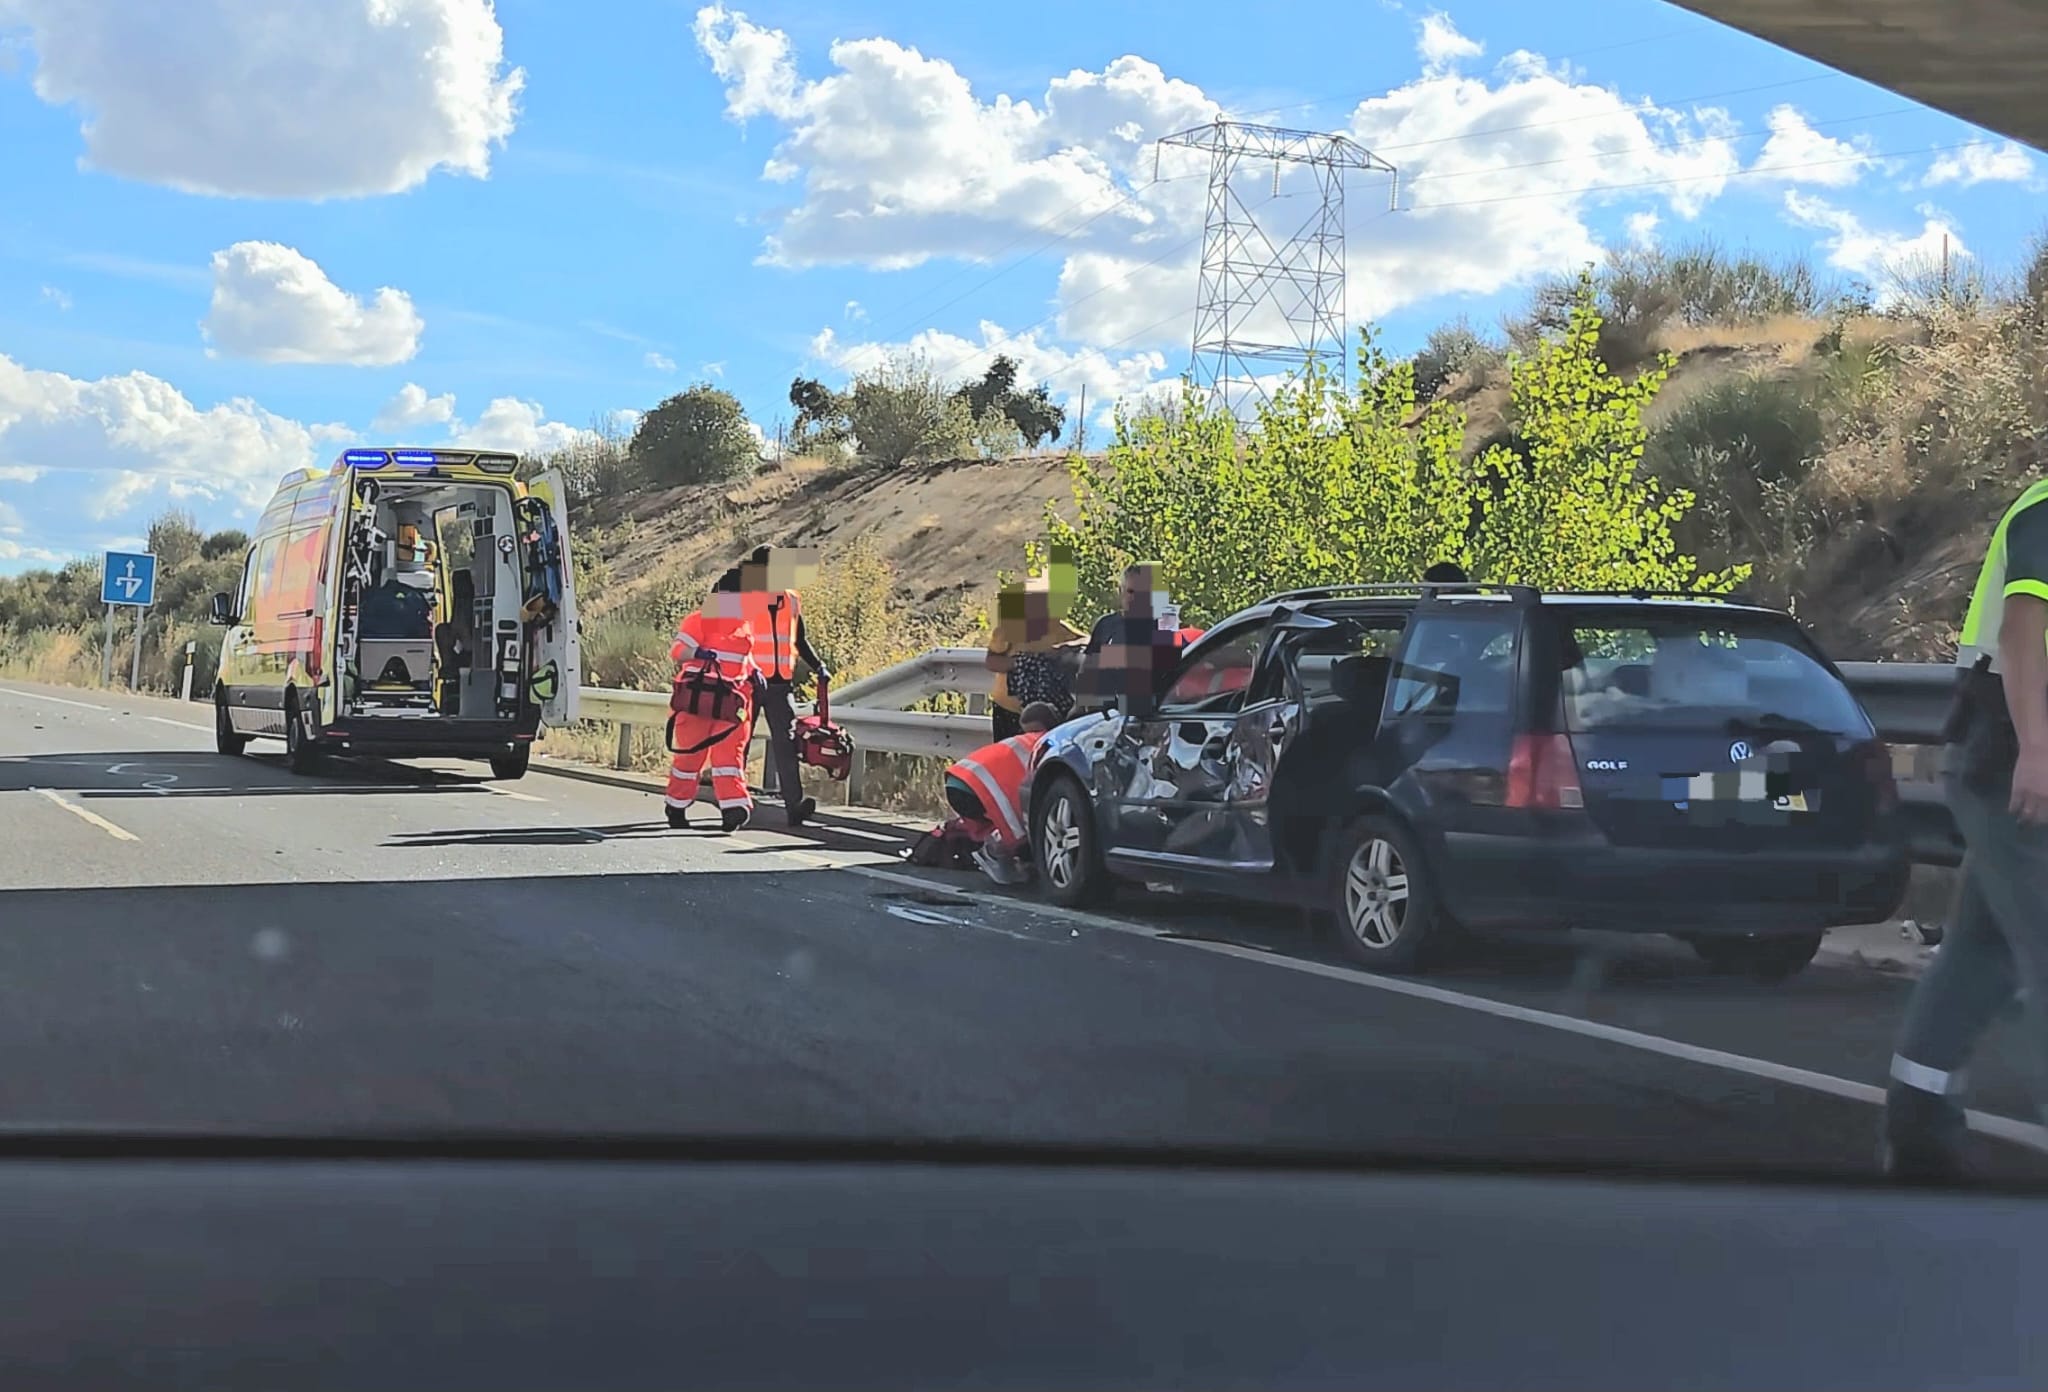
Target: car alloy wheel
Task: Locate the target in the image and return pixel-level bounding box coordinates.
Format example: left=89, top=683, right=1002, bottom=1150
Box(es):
left=1343, top=836, right=1410, bottom=950
left=1041, top=790, right=1083, bottom=891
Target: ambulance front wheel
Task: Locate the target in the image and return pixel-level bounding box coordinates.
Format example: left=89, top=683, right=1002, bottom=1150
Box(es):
left=490, top=745, right=531, bottom=781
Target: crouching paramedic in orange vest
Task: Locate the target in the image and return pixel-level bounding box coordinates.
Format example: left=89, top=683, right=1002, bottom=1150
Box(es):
left=943, top=702, right=1061, bottom=884
left=666, top=568, right=761, bottom=834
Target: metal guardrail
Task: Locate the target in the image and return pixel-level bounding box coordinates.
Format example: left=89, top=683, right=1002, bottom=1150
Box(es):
left=576, top=648, right=999, bottom=797
left=574, top=650, right=1967, bottom=863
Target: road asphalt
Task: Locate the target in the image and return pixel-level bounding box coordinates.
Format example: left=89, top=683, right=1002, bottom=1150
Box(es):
left=2, top=677, right=2043, bottom=1184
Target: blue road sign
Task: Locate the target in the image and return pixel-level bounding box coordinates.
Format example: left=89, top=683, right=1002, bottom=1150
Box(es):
left=100, top=550, right=157, bottom=608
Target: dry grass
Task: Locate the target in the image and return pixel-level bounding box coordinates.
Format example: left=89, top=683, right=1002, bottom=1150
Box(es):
left=0, top=626, right=103, bottom=687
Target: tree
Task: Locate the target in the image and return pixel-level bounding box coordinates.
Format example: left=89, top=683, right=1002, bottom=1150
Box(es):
left=953, top=355, right=1067, bottom=448
left=629, top=384, right=759, bottom=486
left=201, top=529, right=249, bottom=561
left=846, top=355, right=973, bottom=467
left=1044, top=273, right=1741, bottom=628
left=146, top=510, right=204, bottom=571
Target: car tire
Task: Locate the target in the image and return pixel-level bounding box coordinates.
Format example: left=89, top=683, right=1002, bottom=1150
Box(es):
left=1033, top=773, right=1104, bottom=908
left=284, top=691, right=323, bottom=775
left=490, top=746, right=531, bottom=781
left=1328, top=815, right=1441, bottom=975
left=1691, top=931, right=1823, bottom=982
left=214, top=694, right=249, bottom=757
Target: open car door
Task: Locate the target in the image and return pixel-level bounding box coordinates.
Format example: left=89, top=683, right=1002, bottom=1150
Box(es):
left=521, top=469, right=582, bottom=726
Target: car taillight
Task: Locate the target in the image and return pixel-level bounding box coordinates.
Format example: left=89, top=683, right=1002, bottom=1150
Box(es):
left=1507, top=732, right=1584, bottom=810
left=307, top=615, right=324, bottom=680
left=1856, top=739, right=1899, bottom=813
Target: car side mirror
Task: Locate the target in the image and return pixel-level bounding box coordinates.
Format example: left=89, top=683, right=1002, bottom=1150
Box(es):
left=208, top=592, right=236, bottom=626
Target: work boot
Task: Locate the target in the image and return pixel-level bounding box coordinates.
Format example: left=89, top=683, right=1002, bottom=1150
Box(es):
left=1881, top=1081, right=1969, bottom=1185
left=786, top=795, right=817, bottom=828
left=665, top=804, right=690, bottom=830
left=721, top=805, right=752, bottom=833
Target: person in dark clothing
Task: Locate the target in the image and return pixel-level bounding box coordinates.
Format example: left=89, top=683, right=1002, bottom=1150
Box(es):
left=1423, top=561, right=1468, bottom=584
left=1077, top=561, right=1177, bottom=711
left=738, top=545, right=831, bottom=827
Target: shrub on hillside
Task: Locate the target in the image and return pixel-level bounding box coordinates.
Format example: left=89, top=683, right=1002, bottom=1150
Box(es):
left=629, top=385, right=759, bottom=487
left=1412, top=316, right=1504, bottom=401
left=846, top=355, right=975, bottom=468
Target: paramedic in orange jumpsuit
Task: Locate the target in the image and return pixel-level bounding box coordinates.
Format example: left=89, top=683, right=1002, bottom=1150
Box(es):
left=737, top=545, right=831, bottom=828
left=666, top=569, right=761, bottom=833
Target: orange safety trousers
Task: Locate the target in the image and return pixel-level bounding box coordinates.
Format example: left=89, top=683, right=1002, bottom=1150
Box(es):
left=667, top=682, right=755, bottom=815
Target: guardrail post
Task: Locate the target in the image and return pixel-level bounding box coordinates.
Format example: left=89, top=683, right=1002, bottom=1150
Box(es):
left=847, top=749, right=866, bottom=806
left=615, top=722, right=634, bottom=770
left=180, top=640, right=196, bottom=701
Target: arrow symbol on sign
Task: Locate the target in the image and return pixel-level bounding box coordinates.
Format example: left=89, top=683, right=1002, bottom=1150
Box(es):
left=117, top=561, right=142, bottom=600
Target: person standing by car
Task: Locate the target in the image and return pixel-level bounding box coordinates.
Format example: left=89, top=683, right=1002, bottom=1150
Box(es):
left=1076, top=561, right=1176, bottom=712
left=1885, top=477, right=2048, bottom=1182
left=738, top=545, right=831, bottom=828
left=984, top=574, right=1082, bottom=740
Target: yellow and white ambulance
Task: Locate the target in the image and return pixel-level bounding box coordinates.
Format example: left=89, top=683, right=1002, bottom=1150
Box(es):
left=209, top=446, right=582, bottom=779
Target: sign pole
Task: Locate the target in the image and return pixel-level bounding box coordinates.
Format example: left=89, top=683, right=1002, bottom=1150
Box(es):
left=101, top=604, right=116, bottom=686
left=130, top=608, right=146, bottom=691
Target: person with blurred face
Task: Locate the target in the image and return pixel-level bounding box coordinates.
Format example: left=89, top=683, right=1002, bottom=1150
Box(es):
left=665, top=568, right=759, bottom=833
left=1077, top=561, right=1175, bottom=711
left=984, top=552, right=1084, bottom=740
left=737, top=545, right=830, bottom=828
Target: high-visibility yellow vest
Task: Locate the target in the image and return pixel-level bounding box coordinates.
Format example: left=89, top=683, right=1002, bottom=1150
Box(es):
left=1956, top=478, right=2048, bottom=673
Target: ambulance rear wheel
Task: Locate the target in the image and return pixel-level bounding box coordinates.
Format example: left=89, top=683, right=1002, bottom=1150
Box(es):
left=284, top=691, right=323, bottom=775
left=489, top=746, right=531, bottom=781
left=214, top=694, right=249, bottom=757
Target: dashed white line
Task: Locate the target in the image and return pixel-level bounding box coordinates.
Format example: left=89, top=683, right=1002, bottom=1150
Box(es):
left=826, top=861, right=2048, bottom=1157
left=31, top=788, right=140, bottom=843
left=482, top=784, right=545, bottom=803
left=0, top=686, right=109, bottom=712
left=145, top=715, right=212, bottom=733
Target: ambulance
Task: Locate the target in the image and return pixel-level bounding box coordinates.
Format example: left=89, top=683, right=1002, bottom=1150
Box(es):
left=208, top=447, right=582, bottom=779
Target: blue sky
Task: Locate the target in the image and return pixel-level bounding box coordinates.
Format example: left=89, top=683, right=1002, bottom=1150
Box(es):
left=0, top=0, right=2041, bottom=572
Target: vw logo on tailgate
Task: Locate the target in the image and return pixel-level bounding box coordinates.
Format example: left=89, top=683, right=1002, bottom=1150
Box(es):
left=1729, top=740, right=1753, bottom=763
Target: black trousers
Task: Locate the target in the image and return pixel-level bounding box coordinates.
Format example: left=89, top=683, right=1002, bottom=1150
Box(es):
left=753, top=678, right=806, bottom=814
left=990, top=704, right=1023, bottom=742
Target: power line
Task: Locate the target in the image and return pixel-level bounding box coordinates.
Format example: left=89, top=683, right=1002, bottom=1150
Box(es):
left=1403, top=104, right=1917, bottom=189
left=1407, top=136, right=1991, bottom=210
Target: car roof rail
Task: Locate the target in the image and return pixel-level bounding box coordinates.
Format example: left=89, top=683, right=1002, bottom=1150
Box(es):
left=1262, top=582, right=1541, bottom=605
left=1547, top=587, right=1764, bottom=607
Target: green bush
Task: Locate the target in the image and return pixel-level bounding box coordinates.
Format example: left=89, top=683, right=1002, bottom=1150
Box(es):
left=1046, top=272, right=1740, bottom=626
left=846, top=355, right=974, bottom=467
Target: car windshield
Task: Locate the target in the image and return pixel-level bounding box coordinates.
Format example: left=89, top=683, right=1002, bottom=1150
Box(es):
left=1562, top=613, right=1874, bottom=738
left=0, top=0, right=2042, bottom=1208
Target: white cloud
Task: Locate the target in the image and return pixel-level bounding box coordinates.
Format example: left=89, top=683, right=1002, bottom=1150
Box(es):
left=844, top=300, right=867, bottom=321
left=701, top=361, right=726, bottom=378
left=1750, top=105, right=1872, bottom=187
left=1783, top=191, right=1965, bottom=301
left=38, top=285, right=71, bottom=311
left=0, top=539, right=66, bottom=565
left=1924, top=140, right=2037, bottom=188
left=697, top=15, right=1745, bottom=358
left=203, top=242, right=423, bottom=366
left=0, top=352, right=344, bottom=519
left=1417, top=12, right=1483, bottom=71
left=0, top=465, right=44, bottom=482
left=448, top=398, right=589, bottom=457
left=1, top=0, right=523, bottom=199
left=371, top=383, right=458, bottom=435
left=1626, top=211, right=1661, bottom=246
left=645, top=352, right=678, bottom=373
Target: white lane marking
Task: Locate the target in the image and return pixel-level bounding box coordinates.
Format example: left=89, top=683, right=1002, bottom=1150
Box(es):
left=0, top=686, right=109, bottom=712
left=482, top=784, right=545, bottom=803
left=824, top=862, right=2048, bottom=1156
left=145, top=715, right=212, bottom=733
left=31, top=788, right=139, bottom=842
